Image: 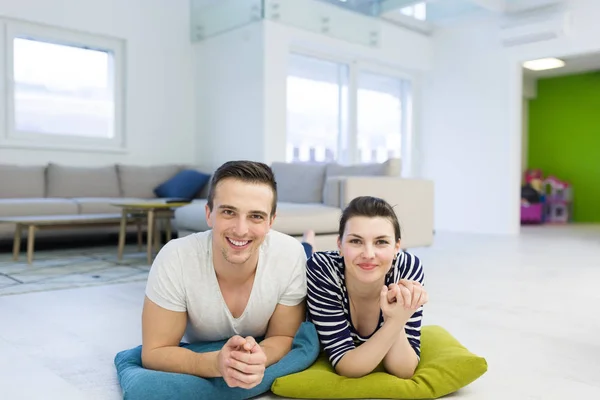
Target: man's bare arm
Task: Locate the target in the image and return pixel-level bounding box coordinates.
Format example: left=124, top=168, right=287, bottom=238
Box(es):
left=259, top=301, right=305, bottom=367
left=141, top=296, right=221, bottom=377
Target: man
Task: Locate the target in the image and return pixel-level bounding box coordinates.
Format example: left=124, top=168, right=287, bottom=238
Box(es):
left=140, top=160, right=307, bottom=389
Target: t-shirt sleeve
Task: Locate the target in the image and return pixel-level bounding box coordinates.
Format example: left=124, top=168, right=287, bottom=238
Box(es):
left=306, top=252, right=355, bottom=368
left=278, top=244, right=307, bottom=307
left=145, top=241, right=187, bottom=312
left=396, top=251, right=425, bottom=359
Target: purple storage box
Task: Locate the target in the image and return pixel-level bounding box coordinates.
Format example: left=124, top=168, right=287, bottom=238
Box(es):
left=521, top=203, right=544, bottom=224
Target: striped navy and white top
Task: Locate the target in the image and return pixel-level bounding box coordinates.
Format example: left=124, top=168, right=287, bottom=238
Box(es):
left=306, top=250, right=425, bottom=368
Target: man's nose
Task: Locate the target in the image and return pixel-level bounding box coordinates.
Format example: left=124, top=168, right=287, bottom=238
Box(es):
left=233, top=217, right=249, bottom=236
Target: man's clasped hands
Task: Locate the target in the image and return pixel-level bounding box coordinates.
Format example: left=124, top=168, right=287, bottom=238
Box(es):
left=217, top=336, right=267, bottom=389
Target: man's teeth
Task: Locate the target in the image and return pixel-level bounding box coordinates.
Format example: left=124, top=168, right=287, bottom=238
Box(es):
left=228, top=238, right=249, bottom=246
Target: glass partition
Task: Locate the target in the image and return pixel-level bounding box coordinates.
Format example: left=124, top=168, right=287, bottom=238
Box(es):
left=190, top=0, right=429, bottom=43
left=190, top=0, right=263, bottom=41
left=190, top=0, right=383, bottom=47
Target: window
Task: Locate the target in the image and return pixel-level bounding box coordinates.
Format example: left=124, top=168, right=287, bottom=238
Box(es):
left=2, top=21, right=125, bottom=151
left=400, top=2, right=427, bottom=21
left=286, top=52, right=412, bottom=166
left=13, top=38, right=114, bottom=139
left=286, top=54, right=348, bottom=162
left=357, top=71, right=406, bottom=163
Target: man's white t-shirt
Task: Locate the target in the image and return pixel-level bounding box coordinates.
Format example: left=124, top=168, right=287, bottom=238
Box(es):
left=145, top=229, right=307, bottom=343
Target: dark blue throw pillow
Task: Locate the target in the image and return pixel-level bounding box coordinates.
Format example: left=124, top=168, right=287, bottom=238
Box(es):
left=154, top=169, right=210, bottom=199
left=114, top=321, right=320, bottom=400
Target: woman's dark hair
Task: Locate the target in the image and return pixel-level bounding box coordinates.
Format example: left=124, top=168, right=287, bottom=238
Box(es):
left=207, top=160, right=278, bottom=216
left=338, top=196, right=401, bottom=241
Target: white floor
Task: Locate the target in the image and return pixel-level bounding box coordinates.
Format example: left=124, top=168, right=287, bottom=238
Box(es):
left=1, top=225, right=599, bottom=400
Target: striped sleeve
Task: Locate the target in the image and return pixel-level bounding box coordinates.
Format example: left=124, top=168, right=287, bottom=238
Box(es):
left=306, top=252, right=355, bottom=368
left=396, top=251, right=425, bottom=359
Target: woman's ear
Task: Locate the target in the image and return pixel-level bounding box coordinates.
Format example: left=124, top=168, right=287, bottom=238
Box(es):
left=337, top=236, right=343, bottom=256
left=394, top=239, right=401, bottom=254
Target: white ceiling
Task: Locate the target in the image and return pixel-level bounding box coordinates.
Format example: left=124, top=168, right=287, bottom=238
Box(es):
left=523, top=52, right=600, bottom=79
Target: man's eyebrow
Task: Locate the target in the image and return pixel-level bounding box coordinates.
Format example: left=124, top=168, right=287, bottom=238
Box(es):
left=250, top=210, right=269, bottom=217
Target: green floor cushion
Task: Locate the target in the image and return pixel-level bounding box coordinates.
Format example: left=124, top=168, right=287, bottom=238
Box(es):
left=271, top=325, right=487, bottom=399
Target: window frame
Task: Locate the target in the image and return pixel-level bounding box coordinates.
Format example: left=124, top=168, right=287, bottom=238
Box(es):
left=0, top=18, right=126, bottom=153
left=287, top=46, right=416, bottom=169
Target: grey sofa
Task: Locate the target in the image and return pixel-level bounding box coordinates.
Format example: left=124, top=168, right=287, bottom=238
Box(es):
left=0, top=163, right=189, bottom=241
left=0, top=159, right=434, bottom=251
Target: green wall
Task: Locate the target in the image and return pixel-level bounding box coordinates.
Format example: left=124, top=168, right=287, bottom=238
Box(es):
left=528, top=71, right=600, bottom=223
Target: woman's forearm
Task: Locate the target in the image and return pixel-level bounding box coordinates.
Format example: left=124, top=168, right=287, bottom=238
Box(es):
left=383, top=330, right=419, bottom=379
left=334, top=321, right=404, bottom=378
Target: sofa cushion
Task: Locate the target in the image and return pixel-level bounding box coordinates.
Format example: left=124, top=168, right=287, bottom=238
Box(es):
left=47, top=164, right=120, bottom=198
left=386, top=157, right=402, bottom=176
left=180, top=165, right=213, bottom=199
left=118, top=164, right=181, bottom=199
left=0, top=198, right=79, bottom=217
left=323, top=159, right=401, bottom=206
left=174, top=200, right=340, bottom=236
left=322, top=177, right=343, bottom=208
left=154, top=169, right=211, bottom=199
left=326, top=158, right=399, bottom=179
left=0, top=164, right=46, bottom=198
left=271, top=162, right=327, bottom=204
left=272, top=202, right=341, bottom=235
left=174, top=200, right=209, bottom=232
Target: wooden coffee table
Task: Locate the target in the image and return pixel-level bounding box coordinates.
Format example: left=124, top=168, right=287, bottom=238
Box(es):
left=0, top=214, right=141, bottom=265
left=111, top=201, right=191, bottom=264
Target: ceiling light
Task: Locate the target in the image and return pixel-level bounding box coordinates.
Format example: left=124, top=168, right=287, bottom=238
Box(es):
left=523, top=58, right=566, bottom=71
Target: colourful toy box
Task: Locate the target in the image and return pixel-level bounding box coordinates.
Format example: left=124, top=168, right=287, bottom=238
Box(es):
left=520, top=170, right=573, bottom=225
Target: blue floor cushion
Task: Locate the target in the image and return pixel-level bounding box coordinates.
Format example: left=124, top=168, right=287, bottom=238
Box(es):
left=114, top=321, right=320, bottom=400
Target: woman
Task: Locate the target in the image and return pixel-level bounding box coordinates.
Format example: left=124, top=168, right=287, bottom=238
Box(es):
left=306, top=196, right=428, bottom=379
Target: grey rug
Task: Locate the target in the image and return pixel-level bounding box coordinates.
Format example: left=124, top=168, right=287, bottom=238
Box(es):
left=0, top=245, right=150, bottom=296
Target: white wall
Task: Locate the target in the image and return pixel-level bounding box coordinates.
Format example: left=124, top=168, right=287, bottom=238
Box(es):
left=193, top=0, right=433, bottom=171
left=521, top=76, right=537, bottom=175
left=0, top=0, right=195, bottom=166
left=419, top=0, right=600, bottom=235
left=420, top=22, right=522, bottom=235
left=194, top=23, right=266, bottom=170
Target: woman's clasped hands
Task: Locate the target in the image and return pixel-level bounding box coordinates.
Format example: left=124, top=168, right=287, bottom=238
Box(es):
left=380, top=279, right=428, bottom=324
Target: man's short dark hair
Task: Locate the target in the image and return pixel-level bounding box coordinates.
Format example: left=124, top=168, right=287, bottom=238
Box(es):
left=207, top=160, right=278, bottom=216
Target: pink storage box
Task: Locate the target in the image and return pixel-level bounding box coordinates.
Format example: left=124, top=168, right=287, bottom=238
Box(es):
left=521, top=203, right=544, bottom=224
